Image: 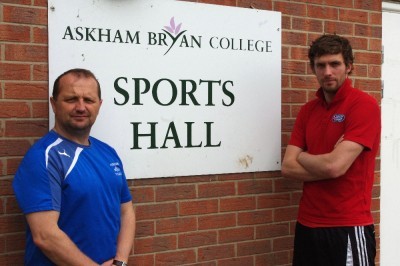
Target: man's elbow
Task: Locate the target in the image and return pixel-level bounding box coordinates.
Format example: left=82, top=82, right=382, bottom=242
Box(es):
left=324, top=163, right=346, bottom=179
left=31, top=232, right=53, bottom=251
left=281, top=161, right=294, bottom=179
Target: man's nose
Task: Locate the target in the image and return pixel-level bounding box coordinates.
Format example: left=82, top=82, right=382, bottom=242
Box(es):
left=324, top=65, right=333, bottom=75
left=75, top=99, right=86, bottom=111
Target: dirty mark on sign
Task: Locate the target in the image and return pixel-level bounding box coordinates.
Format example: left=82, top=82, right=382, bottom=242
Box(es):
left=239, top=155, right=253, bottom=168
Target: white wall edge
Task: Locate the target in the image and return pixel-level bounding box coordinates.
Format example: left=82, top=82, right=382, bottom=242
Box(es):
left=383, top=2, right=400, bottom=13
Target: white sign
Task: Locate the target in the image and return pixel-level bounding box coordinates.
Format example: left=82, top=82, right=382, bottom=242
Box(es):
left=48, top=0, right=282, bottom=179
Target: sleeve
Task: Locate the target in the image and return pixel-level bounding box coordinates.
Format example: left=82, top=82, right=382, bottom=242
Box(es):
left=12, top=149, right=62, bottom=214
left=114, top=153, right=132, bottom=204
left=344, top=96, right=381, bottom=150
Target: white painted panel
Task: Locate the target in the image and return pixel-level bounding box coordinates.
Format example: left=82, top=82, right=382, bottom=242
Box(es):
left=48, top=0, right=282, bottom=179
left=381, top=2, right=400, bottom=264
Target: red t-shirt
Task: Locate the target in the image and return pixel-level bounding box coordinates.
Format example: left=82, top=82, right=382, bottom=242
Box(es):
left=289, top=78, right=381, bottom=227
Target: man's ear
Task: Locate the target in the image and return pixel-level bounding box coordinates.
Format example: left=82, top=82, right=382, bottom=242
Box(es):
left=50, top=97, right=56, bottom=113
left=346, top=64, right=352, bottom=74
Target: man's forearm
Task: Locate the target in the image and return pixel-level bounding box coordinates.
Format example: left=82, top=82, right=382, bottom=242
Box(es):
left=114, top=201, right=136, bottom=263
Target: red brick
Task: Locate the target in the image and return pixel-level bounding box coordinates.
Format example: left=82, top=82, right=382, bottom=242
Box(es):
left=4, top=82, right=48, bottom=100
left=274, top=2, right=306, bottom=16
left=258, top=193, right=291, bottom=209
left=255, top=251, right=291, bottom=266
left=131, top=186, right=154, bottom=203
left=3, top=6, right=47, bottom=25
left=32, top=102, right=49, bottom=118
left=238, top=210, right=273, bottom=225
left=282, top=31, right=307, bottom=46
left=339, top=9, right=369, bottom=24
left=273, top=236, right=294, bottom=252
left=238, top=179, right=273, bottom=195
left=274, top=206, right=299, bottom=222
left=33, top=64, right=49, bottom=81
left=155, top=249, right=196, bottom=265
left=5, top=197, right=22, bottom=215
left=5, top=233, right=25, bottom=252
left=355, top=24, right=381, bottom=38
left=218, top=256, right=254, bottom=266
left=218, top=172, right=253, bottom=181
left=307, top=5, right=339, bottom=20
left=0, top=179, right=16, bottom=196
left=290, top=46, right=309, bottom=61
left=282, top=60, right=307, bottom=75
left=353, top=78, right=381, bottom=92
left=0, top=235, right=4, bottom=252
left=178, top=231, right=217, bottom=248
left=5, top=120, right=47, bottom=137
left=237, top=239, right=271, bottom=256
left=179, top=199, right=218, bottom=216
left=198, top=244, right=235, bottom=261
left=135, top=221, right=155, bottom=238
left=220, top=197, right=256, bottom=212
left=0, top=140, right=31, bottom=157
left=354, top=0, right=382, bottom=11
left=0, top=102, right=30, bottom=118
left=0, top=0, right=31, bottom=4
left=33, top=26, right=47, bottom=44
left=0, top=215, right=25, bottom=234
left=135, top=203, right=177, bottom=221
left=198, top=213, right=236, bottom=230
left=218, top=227, right=254, bottom=244
left=290, top=76, right=318, bottom=90
left=256, top=223, right=290, bottom=239
left=324, top=21, right=354, bottom=36
left=156, top=217, right=197, bottom=234
left=0, top=63, right=30, bottom=81
left=134, top=235, right=176, bottom=254
left=0, top=253, right=24, bottom=266
left=369, top=12, right=382, bottom=26
left=292, top=17, right=323, bottom=33
left=369, top=38, right=382, bottom=53
left=198, top=182, right=235, bottom=198
left=282, top=89, right=307, bottom=103
left=0, top=25, right=30, bottom=42
left=5, top=44, right=48, bottom=62
left=353, top=64, right=368, bottom=77
left=34, top=0, right=47, bottom=7
left=155, top=184, right=196, bottom=201
left=128, top=254, right=154, bottom=266
left=281, top=118, right=295, bottom=132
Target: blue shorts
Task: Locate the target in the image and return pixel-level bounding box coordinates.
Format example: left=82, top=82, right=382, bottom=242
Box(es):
left=293, top=222, right=376, bottom=266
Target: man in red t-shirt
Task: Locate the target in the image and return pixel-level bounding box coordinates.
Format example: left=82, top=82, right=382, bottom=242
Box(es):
left=282, top=34, right=380, bottom=266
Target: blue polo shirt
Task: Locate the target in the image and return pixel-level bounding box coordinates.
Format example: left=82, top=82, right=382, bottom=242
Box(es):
left=13, top=130, right=132, bottom=265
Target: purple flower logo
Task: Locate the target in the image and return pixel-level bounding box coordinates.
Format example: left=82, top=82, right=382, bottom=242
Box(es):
left=164, top=17, right=182, bottom=35
left=162, top=17, right=187, bottom=55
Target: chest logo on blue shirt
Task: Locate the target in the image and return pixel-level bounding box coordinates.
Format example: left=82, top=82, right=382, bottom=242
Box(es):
left=110, top=162, right=122, bottom=176
left=332, top=114, right=345, bottom=123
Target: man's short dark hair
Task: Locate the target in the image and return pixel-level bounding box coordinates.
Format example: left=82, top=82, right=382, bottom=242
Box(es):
left=308, top=34, right=354, bottom=74
left=52, top=68, right=101, bottom=100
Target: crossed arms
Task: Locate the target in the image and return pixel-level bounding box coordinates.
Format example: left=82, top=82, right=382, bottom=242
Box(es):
left=281, top=139, right=364, bottom=182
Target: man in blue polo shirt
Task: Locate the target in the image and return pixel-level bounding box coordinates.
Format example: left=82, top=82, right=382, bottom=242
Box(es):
left=13, top=68, right=135, bottom=266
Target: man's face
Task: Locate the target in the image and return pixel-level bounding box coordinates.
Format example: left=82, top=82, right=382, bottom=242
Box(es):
left=50, top=73, right=102, bottom=136
left=313, top=53, right=352, bottom=96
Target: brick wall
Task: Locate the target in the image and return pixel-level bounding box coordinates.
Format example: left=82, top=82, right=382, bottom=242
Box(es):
left=0, top=0, right=382, bottom=265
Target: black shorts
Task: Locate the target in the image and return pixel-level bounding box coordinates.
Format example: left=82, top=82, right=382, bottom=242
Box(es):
left=293, top=222, right=376, bottom=266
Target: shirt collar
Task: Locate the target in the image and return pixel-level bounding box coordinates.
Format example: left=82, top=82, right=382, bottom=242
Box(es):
left=316, top=78, right=352, bottom=107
